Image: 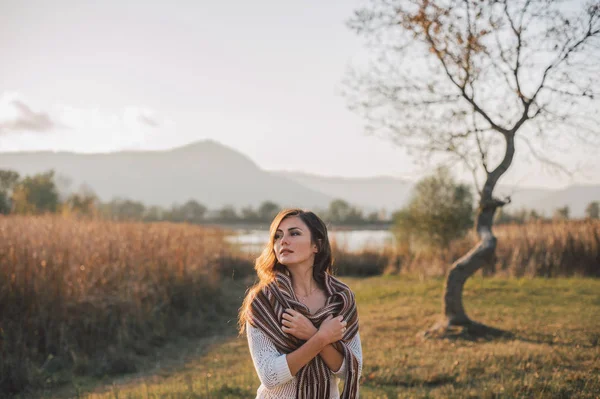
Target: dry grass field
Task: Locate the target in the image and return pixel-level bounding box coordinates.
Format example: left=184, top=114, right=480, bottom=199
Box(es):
left=2, top=216, right=599, bottom=398
left=0, top=216, right=247, bottom=395
left=387, top=220, right=600, bottom=278
left=32, top=276, right=600, bottom=399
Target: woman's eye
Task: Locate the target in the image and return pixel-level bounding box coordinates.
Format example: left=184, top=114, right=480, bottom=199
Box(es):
left=291, top=231, right=300, bottom=236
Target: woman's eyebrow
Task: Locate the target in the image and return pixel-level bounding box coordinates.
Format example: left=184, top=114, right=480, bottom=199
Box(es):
left=276, top=227, right=303, bottom=232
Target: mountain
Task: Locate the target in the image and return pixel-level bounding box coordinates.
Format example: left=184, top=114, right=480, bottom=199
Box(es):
left=0, top=140, right=333, bottom=209
left=276, top=171, right=600, bottom=218
left=1, top=140, right=598, bottom=217
left=272, top=171, right=413, bottom=213
left=510, top=185, right=600, bottom=218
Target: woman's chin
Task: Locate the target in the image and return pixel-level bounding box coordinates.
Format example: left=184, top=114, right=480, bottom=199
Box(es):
left=279, top=259, right=313, bottom=269
left=279, top=256, right=300, bottom=267
left=278, top=254, right=294, bottom=265
left=279, top=260, right=295, bottom=267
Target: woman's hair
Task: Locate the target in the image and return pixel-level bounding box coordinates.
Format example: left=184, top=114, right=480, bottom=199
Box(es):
left=237, top=208, right=333, bottom=335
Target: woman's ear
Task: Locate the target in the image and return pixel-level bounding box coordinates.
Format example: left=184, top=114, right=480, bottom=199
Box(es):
left=314, top=239, right=322, bottom=253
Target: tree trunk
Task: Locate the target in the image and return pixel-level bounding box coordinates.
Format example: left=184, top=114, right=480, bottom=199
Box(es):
left=427, top=133, right=515, bottom=336
left=442, top=200, right=498, bottom=326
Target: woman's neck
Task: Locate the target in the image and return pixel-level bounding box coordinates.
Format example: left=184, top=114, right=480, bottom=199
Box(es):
left=288, top=266, right=317, bottom=296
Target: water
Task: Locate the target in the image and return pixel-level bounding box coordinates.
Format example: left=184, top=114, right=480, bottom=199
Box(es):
left=226, top=229, right=395, bottom=254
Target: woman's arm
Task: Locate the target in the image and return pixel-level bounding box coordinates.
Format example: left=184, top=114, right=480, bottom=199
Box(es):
left=284, top=330, right=329, bottom=376
left=280, top=308, right=348, bottom=373
left=247, top=322, right=295, bottom=389
left=318, top=343, right=345, bottom=372
left=332, top=332, right=363, bottom=380
left=285, top=313, right=345, bottom=376
left=246, top=321, right=333, bottom=387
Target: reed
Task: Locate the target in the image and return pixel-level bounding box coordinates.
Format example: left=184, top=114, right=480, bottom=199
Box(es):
left=0, top=215, right=247, bottom=394
left=386, top=220, right=600, bottom=278
left=2, top=216, right=598, bottom=396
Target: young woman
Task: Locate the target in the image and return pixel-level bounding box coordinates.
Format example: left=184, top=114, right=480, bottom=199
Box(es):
left=238, top=208, right=363, bottom=399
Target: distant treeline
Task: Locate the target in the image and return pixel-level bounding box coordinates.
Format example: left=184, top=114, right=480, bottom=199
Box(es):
left=2, top=168, right=598, bottom=229
left=0, top=169, right=390, bottom=226
left=495, top=204, right=600, bottom=224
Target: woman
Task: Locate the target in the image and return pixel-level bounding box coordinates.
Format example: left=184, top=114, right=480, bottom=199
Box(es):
left=238, top=208, right=363, bottom=399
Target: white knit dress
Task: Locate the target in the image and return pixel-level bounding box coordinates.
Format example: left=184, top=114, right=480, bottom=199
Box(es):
left=246, top=321, right=363, bottom=399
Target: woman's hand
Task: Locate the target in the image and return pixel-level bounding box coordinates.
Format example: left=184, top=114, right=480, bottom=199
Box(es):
left=317, top=314, right=347, bottom=345
left=281, top=309, right=318, bottom=340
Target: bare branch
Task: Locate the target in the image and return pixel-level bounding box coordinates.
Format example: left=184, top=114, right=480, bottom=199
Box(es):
left=423, top=20, right=510, bottom=135
left=475, top=131, right=489, bottom=174
left=519, top=133, right=574, bottom=177
left=502, top=0, right=527, bottom=103
left=531, top=7, right=600, bottom=104
left=345, top=0, right=600, bottom=195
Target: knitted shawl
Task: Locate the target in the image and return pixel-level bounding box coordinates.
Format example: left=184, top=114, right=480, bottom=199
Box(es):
left=248, top=270, right=360, bottom=399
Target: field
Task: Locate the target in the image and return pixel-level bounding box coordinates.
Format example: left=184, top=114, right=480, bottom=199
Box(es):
left=38, top=276, right=600, bottom=399
left=0, top=216, right=250, bottom=395
left=386, top=220, right=600, bottom=278
left=2, top=216, right=599, bottom=398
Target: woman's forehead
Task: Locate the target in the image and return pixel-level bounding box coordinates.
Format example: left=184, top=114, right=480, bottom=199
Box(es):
left=276, top=215, right=307, bottom=230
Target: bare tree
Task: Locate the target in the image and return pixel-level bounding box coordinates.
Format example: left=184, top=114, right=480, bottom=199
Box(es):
left=345, top=0, right=600, bottom=335
left=585, top=201, right=600, bottom=218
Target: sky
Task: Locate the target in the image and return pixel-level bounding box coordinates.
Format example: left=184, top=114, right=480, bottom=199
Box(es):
left=1, top=0, right=599, bottom=189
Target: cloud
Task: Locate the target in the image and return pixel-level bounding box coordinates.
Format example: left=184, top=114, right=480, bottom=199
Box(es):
left=0, top=94, right=58, bottom=134
left=137, top=113, right=159, bottom=127
left=124, top=107, right=160, bottom=129
left=0, top=92, right=169, bottom=152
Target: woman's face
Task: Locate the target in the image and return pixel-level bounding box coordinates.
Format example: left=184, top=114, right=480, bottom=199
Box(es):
left=274, top=215, right=318, bottom=268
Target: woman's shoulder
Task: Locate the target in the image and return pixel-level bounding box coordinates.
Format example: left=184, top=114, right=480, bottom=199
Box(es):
left=245, top=314, right=262, bottom=334
left=326, top=273, right=354, bottom=294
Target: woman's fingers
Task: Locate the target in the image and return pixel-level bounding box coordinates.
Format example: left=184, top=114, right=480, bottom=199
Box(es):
left=283, top=312, right=346, bottom=331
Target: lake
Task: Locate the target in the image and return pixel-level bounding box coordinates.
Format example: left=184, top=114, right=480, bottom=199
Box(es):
left=225, top=229, right=395, bottom=253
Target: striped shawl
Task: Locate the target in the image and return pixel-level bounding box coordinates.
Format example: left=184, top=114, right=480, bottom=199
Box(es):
left=248, top=270, right=360, bottom=399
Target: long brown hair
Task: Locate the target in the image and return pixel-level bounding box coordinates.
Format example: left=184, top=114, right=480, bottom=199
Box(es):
left=237, top=208, right=333, bottom=335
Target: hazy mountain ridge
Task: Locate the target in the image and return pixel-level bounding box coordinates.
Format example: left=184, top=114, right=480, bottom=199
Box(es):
left=271, top=171, right=413, bottom=212
left=0, top=140, right=598, bottom=217
left=0, top=140, right=333, bottom=209
left=276, top=171, right=600, bottom=218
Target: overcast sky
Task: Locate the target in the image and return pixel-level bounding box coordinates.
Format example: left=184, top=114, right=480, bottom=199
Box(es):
left=1, top=0, right=599, bottom=189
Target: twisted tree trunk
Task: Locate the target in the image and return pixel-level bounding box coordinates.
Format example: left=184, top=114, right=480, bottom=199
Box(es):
left=442, top=198, right=503, bottom=326
left=428, top=133, right=515, bottom=336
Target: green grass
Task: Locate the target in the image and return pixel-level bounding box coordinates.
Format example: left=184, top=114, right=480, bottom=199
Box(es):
left=34, top=276, right=600, bottom=398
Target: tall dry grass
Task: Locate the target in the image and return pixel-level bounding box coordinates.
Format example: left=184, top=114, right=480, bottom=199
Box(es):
left=386, top=219, right=600, bottom=278
left=331, top=242, right=391, bottom=277
left=2, top=216, right=598, bottom=396
left=0, top=215, right=252, bottom=395
left=493, top=220, right=600, bottom=277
